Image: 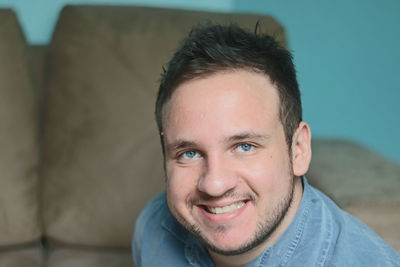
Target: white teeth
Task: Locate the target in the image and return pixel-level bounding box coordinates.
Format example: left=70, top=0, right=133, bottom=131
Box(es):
left=206, top=201, right=245, bottom=214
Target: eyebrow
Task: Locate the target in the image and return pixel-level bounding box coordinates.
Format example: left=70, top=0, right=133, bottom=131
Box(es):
left=166, top=132, right=270, bottom=152
left=224, top=132, right=271, bottom=143
left=166, top=140, right=197, bottom=152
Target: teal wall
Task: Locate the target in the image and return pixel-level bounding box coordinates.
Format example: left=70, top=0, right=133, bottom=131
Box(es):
left=233, top=0, right=400, bottom=163
left=1, top=0, right=399, bottom=163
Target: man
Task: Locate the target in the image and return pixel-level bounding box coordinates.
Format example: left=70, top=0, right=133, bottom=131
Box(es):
left=133, top=24, right=399, bottom=266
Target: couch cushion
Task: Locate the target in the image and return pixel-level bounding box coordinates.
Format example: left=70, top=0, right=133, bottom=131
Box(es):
left=307, top=139, right=400, bottom=250
left=41, top=5, right=285, bottom=247
left=0, top=9, right=41, bottom=246
left=345, top=202, right=400, bottom=251
left=0, top=247, right=43, bottom=267
left=46, top=248, right=133, bottom=267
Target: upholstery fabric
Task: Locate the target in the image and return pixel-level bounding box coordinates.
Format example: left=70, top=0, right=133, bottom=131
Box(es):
left=0, top=9, right=41, bottom=246
left=307, top=139, right=400, bottom=250
left=0, top=248, right=42, bottom=267
left=46, top=248, right=133, bottom=267
left=41, top=5, right=285, bottom=248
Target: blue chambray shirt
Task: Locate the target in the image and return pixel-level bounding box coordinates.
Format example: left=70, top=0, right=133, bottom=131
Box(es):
left=132, top=178, right=400, bottom=266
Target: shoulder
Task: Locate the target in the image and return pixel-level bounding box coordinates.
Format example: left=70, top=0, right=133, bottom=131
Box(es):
left=132, top=194, right=168, bottom=266
left=135, top=193, right=167, bottom=235
left=132, top=194, right=191, bottom=267
left=309, top=186, right=400, bottom=266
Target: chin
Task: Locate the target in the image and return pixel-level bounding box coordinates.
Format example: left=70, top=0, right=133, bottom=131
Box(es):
left=204, top=236, right=260, bottom=256
left=191, top=226, right=262, bottom=256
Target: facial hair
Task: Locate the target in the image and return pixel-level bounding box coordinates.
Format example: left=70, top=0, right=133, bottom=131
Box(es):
left=190, top=176, right=294, bottom=256
left=168, top=172, right=295, bottom=257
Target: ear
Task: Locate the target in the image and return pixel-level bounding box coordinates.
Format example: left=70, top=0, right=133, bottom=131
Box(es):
left=291, top=122, right=312, bottom=176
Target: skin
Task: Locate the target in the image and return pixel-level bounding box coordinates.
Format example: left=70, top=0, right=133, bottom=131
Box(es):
left=162, top=69, right=312, bottom=267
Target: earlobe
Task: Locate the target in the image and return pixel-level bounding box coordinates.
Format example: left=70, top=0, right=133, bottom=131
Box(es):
left=291, top=122, right=312, bottom=176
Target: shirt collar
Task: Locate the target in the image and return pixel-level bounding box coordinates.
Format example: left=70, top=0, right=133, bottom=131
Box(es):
left=245, top=176, right=313, bottom=266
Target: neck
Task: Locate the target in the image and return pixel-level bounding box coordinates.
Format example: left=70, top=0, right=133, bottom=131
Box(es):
left=209, top=177, right=304, bottom=267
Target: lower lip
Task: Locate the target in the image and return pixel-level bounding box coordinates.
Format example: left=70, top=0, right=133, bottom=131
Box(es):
left=197, top=201, right=249, bottom=224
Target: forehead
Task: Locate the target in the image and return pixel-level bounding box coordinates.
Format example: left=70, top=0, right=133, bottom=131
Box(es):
left=164, top=69, right=280, bottom=124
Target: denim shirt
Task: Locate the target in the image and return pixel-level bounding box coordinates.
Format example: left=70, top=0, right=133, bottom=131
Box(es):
left=132, top=178, right=399, bottom=266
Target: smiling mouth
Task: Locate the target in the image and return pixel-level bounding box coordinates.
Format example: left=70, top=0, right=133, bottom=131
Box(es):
left=204, top=201, right=246, bottom=214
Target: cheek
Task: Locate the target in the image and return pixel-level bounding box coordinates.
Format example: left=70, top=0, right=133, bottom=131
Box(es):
left=166, top=164, right=199, bottom=205
left=237, top=152, right=292, bottom=191
left=166, top=173, right=187, bottom=217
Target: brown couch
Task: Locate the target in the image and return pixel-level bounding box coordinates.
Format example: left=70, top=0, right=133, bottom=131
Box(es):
left=0, top=5, right=398, bottom=267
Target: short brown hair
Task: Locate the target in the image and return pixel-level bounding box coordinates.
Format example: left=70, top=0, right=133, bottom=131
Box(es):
left=156, top=23, right=302, bottom=149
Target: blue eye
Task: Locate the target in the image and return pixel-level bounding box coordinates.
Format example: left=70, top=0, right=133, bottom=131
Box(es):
left=181, top=150, right=199, bottom=159
left=236, top=143, right=254, bottom=153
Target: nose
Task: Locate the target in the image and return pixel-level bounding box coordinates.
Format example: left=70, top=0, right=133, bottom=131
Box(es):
left=197, top=154, right=238, bottom=197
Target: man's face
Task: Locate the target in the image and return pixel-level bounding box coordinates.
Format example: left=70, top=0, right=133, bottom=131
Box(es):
left=163, top=69, right=298, bottom=255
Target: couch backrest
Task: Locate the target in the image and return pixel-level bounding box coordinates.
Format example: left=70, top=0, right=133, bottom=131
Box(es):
left=40, top=5, right=286, bottom=248
left=0, top=9, right=41, bottom=246
left=307, top=139, right=400, bottom=250
left=308, top=139, right=400, bottom=206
